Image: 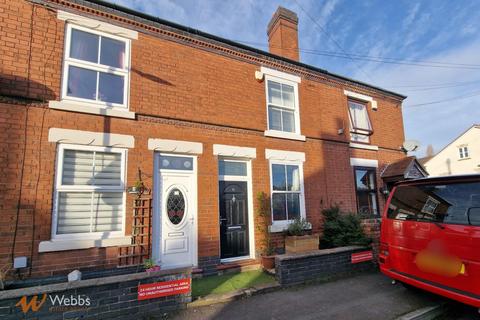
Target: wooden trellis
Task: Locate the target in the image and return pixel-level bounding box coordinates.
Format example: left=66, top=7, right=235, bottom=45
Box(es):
left=118, top=197, right=152, bottom=267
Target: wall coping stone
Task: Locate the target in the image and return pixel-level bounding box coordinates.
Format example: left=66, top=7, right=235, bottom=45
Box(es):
left=0, top=267, right=191, bottom=300
left=276, top=245, right=369, bottom=262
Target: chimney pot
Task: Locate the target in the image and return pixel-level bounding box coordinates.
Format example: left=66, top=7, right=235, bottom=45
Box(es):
left=267, top=6, right=300, bottom=61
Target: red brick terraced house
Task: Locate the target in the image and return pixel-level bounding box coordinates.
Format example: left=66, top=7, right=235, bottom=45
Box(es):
left=1, top=0, right=408, bottom=279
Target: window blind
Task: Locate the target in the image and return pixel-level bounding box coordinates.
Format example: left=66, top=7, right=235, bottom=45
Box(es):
left=56, top=147, right=125, bottom=235
left=57, top=192, right=123, bottom=234
left=62, top=150, right=122, bottom=186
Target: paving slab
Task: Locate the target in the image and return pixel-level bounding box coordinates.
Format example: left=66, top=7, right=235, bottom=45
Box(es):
left=169, top=272, right=443, bottom=320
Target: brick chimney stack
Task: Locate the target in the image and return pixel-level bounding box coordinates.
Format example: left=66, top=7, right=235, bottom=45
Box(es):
left=267, top=6, right=299, bottom=61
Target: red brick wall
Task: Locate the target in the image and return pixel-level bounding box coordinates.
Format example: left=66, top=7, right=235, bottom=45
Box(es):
left=0, top=0, right=406, bottom=278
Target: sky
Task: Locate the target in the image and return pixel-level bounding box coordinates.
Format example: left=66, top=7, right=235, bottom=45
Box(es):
left=110, top=0, right=480, bottom=157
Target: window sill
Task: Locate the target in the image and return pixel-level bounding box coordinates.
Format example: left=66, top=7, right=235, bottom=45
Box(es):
left=49, top=100, right=135, bottom=119
left=38, top=236, right=131, bottom=253
left=349, top=143, right=379, bottom=151
left=458, top=157, right=471, bottom=161
left=269, top=221, right=312, bottom=233
left=264, top=130, right=306, bottom=141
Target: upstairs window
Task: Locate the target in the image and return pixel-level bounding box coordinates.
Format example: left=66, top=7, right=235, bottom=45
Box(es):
left=62, top=25, right=130, bottom=107
left=458, top=146, right=469, bottom=159
left=348, top=99, right=373, bottom=143
left=267, top=80, right=297, bottom=133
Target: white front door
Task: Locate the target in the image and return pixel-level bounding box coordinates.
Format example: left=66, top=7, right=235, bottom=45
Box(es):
left=154, top=154, right=197, bottom=269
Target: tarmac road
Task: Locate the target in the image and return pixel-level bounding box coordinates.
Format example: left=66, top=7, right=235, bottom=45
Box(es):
left=169, top=272, right=444, bottom=320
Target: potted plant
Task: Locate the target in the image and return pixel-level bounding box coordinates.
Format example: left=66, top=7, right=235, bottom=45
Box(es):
left=256, top=192, right=276, bottom=270
left=285, top=218, right=319, bottom=254
left=143, top=259, right=161, bottom=272
left=128, top=180, right=145, bottom=195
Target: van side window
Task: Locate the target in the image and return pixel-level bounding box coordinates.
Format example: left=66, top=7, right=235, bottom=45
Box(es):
left=387, top=182, right=480, bottom=226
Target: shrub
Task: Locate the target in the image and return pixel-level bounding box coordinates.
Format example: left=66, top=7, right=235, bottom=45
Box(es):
left=321, top=206, right=372, bottom=248
left=256, top=192, right=275, bottom=256
left=143, top=258, right=155, bottom=269
left=286, top=218, right=310, bottom=236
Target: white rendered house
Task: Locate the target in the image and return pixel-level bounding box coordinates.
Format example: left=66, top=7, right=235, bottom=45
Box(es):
left=424, top=124, right=480, bottom=176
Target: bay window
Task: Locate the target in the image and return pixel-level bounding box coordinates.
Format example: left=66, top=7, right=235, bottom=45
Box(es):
left=53, top=144, right=126, bottom=238
left=62, top=24, right=130, bottom=107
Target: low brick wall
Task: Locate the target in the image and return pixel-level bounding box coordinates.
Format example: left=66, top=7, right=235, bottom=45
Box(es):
left=0, top=267, right=191, bottom=319
left=361, top=218, right=381, bottom=262
left=275, top=246, right=375, bottom=285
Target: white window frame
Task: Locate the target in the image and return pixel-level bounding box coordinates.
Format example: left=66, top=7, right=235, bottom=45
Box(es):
left=218, top=158, right=249, bottom=181
left=268, top=160, right=306, bottom=231
left=458, top=146, right=469, bottom=159
left=421, top=196, right=440, bottom=215
left=262, top=67, right=304, bottom=141
left=52, top=144, right=127, bottom=240
left=347, top=99, right=373, bottom=144
left=61, top=24, right=131, bottom=109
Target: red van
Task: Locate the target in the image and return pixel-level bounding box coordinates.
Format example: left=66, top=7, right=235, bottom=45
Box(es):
left=379, top=174, right=480, bottom=308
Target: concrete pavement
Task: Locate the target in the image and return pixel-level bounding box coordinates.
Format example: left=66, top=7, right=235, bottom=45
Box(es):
left=169, top=272, right=443, bottom=320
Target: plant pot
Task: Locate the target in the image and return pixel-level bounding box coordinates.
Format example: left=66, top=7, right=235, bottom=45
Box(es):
left=285, top=234, right=320, bottom=254
left=146, top=266, right=161, bottom=272
left=261, top=255, right=276, bottom=270
left=128, top=186, right=139, bottom=194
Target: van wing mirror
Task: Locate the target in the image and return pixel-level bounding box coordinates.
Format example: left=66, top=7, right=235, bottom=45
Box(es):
left=467, top=207, right=480, bottom=226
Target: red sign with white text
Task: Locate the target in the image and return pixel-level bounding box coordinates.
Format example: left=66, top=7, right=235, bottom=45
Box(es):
left=138, top=279, right=191, bottom=301
left=351, top=251, right=373, bottom=264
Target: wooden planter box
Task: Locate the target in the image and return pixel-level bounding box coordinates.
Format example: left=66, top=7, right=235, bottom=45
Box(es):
left=285, top=234, right=319, bottom=254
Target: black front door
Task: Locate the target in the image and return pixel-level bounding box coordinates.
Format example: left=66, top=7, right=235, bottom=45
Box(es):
left=219, top=181, right=249, bottom=259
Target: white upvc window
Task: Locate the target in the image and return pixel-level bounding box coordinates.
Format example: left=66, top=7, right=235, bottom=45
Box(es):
left=269, top=161, right=306, bottom=225
left=348, top=99, right=373, bottom=144
left=458, top=146, right=469, bottom=159
left=262, top=67, right=303, bottom=141
left=53, top=144, right=126, bottom=239
left=266, top=79, right=298, bottom=133
left=62, top=24, right=131, bottom=108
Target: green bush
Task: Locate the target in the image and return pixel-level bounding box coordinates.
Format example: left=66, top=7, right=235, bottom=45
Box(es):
left=321, top=206, right=372, bottom=248
left=286, top=218, right=310, bottom=236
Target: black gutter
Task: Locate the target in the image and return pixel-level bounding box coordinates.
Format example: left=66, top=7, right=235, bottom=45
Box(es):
left=82, top=0, right=407, bottom=100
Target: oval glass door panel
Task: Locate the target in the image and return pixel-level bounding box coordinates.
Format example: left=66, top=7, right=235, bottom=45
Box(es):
left=166, top=188, right=186, bottom=225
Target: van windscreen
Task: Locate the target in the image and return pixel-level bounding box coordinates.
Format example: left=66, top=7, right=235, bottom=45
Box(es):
left=387, top=181, right=480, bottom=226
